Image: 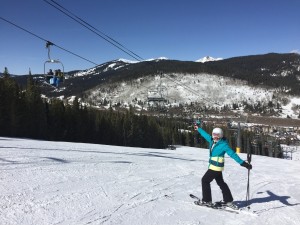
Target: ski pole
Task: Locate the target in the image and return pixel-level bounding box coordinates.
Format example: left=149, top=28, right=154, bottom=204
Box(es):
left=245, top=139, right=252, bottom=209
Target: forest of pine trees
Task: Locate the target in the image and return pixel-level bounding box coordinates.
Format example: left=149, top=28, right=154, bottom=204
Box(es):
left=1, top=68, right=282, bottom=158
left=0, top=69, right=192, bottom=149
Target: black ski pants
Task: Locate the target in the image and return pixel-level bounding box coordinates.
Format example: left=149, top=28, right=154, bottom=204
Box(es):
left=202, top=169, right=233, bottom=203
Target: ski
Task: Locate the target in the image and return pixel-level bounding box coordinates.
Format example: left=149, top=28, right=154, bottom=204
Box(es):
left=189, top=194, right=239, bottom=214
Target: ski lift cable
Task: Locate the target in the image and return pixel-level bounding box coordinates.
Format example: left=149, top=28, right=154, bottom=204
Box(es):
left=164, top=73, right=221, bottom=106
left=44, top=1, right=212, bottom=107
left=46, top=0, right=144, bottom=61
left=142, top=72, right=214, bottom=105
left=0, top=16, right=98, bottom=66
left=164, top=74, right=200, bottom=97
left=1, top=16, right=208, bottom=104
left=3, top=3, right=225, bottom=100
left=41, top=1, right=214, bottom=101
left=1, top=17, right=221, bottom=105
left=165, top=74, right=199, bottom=95
left=43, top=0, right=143, bottom=62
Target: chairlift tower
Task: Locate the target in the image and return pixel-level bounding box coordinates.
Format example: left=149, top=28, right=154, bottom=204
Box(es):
left=227, top=115, right=248, bottom=153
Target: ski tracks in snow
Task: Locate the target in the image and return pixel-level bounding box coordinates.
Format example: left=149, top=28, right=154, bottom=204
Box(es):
left=2, top=139, right=300, bottom=225
left=80, top=159, right=196, bottom=224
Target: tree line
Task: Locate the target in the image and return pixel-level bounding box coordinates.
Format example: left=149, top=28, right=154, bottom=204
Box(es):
left=0, top=70, right=192, bottom=148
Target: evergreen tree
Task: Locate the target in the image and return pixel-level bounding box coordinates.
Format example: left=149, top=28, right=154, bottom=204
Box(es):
left=3, top=67, right=10, bottom=78
left=0, top=72, right=21, bottom=136
left=47, top=98, right=65, bottom=140
left=24, top=74, right=47, bottom=138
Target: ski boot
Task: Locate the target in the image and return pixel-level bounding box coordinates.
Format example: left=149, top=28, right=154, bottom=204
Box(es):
left=215, top=200, right=239, bottom=210
left=194, top=200, right=214, bottom=207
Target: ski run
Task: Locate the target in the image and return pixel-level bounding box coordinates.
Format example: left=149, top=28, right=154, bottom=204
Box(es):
left=0, top=137, right=300, bottom=225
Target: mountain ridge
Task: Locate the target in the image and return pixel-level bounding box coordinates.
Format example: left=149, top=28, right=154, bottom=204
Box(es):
left=10, top=52, right=300, bottom=119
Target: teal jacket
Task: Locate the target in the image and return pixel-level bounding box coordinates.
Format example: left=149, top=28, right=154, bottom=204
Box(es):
left=197, top=127, right=244, bottom=171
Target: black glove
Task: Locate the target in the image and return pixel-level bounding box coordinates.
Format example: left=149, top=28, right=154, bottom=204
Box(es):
left=241, top=161, right=252, bottom=170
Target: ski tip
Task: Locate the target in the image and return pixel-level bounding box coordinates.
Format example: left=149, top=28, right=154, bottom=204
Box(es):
left=189, top=194, right=197, bottom=198
left=189, top=194, right=201, bottom=201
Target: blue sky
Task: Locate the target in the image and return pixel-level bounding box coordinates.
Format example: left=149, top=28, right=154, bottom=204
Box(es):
left=1, top=0, right=299, bottom=75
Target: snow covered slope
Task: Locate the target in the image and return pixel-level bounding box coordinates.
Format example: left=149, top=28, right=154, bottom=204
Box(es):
left=1, top=137, right=300, bottom=225
left=86, top=72, right=300, bottom=118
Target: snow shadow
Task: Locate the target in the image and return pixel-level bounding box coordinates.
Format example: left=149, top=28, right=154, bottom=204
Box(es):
left=148, top=151, right=173, bottom=155
left=0, top=146, right=61, bottom=151
left=132, top=152, right=199, bottom=162
left=0, top=138, right=16, bottom=141
left=235, top=190, right=300, bottom=208
left=42, top=157, right=69, bottom=163
left=5, top=146, right=201, bottom=162
left=0, top=157, right=18, bottom=163
left=109, top=161, right=132, bottom=164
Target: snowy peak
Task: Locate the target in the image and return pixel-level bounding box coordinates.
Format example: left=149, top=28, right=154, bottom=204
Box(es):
left=117, top=57, right=169, bottom=64
left=196, top=56, right=223, bottom=63
left=117, top=58, right=139, bottom=64
left=146, top=57, right=169, bottom=62
left=72, top=59, right=131, bottom=77
left=72, top=57, right=169, bottom=77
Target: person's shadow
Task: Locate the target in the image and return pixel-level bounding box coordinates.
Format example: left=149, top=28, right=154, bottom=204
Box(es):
left=235, top=190, right=300, bottom=213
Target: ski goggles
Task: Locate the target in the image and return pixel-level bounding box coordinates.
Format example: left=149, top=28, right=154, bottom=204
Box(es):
left=212, top=133, right=221, bottom=138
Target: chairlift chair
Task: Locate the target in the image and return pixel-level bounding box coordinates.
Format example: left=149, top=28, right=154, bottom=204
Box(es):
left=44, top=41, right=64, bottom=88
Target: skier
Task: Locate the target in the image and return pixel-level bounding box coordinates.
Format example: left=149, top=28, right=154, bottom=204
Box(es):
left=194, top=122, right=252, bottom=208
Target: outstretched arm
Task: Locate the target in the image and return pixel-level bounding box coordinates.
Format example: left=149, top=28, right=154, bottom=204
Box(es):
left=225, top=145, right=252, bottom=170
left=195, top=127, right=212, bottom=144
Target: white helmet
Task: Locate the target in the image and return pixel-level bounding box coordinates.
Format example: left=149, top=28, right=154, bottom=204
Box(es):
left=212, top=128, right=223, bottom=138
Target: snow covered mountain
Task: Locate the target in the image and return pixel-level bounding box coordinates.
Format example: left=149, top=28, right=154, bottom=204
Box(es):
left=85, top=72, right=300, bottom=118
left=196, top=56, right=223, bottom=63
left=67, top=53, right=300, bottom=120
left=13, top=53, right=300, bottom=120
left=1, top=137, right=300, bottom=225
